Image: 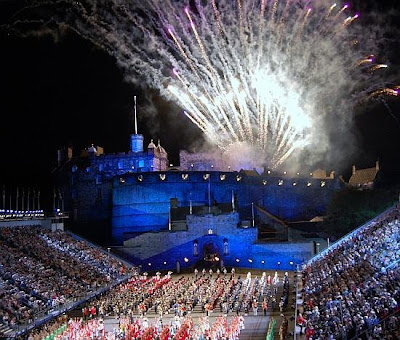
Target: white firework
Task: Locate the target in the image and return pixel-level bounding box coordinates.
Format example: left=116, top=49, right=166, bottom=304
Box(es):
left=16, top=0, right=396, bottom=168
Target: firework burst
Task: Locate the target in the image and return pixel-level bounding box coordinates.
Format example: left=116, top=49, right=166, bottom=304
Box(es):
left=13, top=0, right=397, bottom=168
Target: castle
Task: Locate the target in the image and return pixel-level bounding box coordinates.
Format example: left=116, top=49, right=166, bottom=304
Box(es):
left=54, top=130, right=341, bottom=271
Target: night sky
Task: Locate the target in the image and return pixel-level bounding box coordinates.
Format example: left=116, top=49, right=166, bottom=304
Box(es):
left=0, top=0, right=399, bottom=208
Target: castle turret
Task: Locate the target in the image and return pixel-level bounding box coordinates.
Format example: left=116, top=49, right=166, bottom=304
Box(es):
left=88, top=144, right=97, bottom=158
left=130, top=134, right=144, bottom=153
left=148, top=139, right=156, bottom=154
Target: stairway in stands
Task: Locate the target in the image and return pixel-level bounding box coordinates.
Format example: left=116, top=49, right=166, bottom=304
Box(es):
left=0, top=323, right=14, bottom=338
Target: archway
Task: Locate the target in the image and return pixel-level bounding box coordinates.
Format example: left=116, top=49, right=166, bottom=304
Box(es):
left=203, top=241, right=220, bottom=262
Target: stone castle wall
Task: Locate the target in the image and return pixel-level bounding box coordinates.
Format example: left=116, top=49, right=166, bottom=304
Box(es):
left=111, top=171, right=340, bottom=244
left=121, top=211, right=313, bottom=271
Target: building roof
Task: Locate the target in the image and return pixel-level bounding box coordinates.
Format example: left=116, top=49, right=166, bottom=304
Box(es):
left=148, top=139, right=156, bottom=149
left=349, top=167, right=379, bottom=186
left=88, top=144, right=97, bottom=154
left=240, top=169, right=260, bottom=177
left=156, top=140, right=167, bottom=155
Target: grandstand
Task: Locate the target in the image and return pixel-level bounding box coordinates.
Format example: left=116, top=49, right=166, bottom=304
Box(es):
left=0, top=226, right=133, bottom=338
left=0, top=224, right=296, bottom=339
left=298, top=204, right=400, bottom=339
left=1, top=204, right=400, bottom=339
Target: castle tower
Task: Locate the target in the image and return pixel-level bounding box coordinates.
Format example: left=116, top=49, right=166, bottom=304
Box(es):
left=130, top=95, right=144, bottom=153
left=130, top=134, right=144, bottom=153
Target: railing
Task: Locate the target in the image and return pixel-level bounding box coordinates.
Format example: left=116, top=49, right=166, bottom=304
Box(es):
left=383, top=257, right=400, bottom=272
left=293, top=265, right=300, bottom=340
left=349, top=307, right=400, bottom=340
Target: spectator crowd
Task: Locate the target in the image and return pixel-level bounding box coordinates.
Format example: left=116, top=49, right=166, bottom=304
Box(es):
left=0, top=226, right=127, bottom=336
left=4, top=202, right=400, bottom=340
left=301, top=205, right=400, bottom=339
left=0, top=225, right=289, bottom=339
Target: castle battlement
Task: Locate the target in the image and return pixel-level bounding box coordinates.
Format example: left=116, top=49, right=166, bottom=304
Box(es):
left=113, top=170, right=338, bottom=189
left=54, top=134, right=342, bottom=246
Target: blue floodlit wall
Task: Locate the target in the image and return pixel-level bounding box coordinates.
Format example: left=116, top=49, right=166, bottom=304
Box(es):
left=111, top=171, right=340, bottom=244
left=261, top=178, right=338, bottom=219
left=112, top=171, right=339, bottom=244
left=137, top=240, right=313, bottom=272
left=121, top=211, right=313, bottom=272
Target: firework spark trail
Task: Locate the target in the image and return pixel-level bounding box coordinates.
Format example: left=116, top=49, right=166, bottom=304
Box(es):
left=14, top=0, right=397, bottom=168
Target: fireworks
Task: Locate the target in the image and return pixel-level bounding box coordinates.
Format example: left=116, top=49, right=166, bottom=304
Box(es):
left=14, top=0, right=396, bottom=168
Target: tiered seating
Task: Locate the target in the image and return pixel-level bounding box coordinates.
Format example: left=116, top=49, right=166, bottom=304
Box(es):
left=0, top=226, right=129, bottom=336
left=301, top=205, right=400, bottom=339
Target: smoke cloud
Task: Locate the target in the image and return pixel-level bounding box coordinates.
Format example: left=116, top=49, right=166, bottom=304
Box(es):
left=11, top=0, right=398, bottom=172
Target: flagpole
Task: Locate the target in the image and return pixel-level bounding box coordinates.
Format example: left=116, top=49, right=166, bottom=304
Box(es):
left=53, top=188, right=56, bottom=212
left=252, top=202, right=255, bottom=227
left=208, top=175, right=211, bottom=213
left=134, top=96, right=138, bottom=135
left=22, top=188, right=25, bottom=211
left=2, top=185, right=5, bottom=209
left=16, top=187, right=19, bottom=211
left=32, top=188, right=36, bottom=211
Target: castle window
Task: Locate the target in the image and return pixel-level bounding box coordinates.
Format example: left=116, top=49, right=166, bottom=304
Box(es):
left=139, top=160, right=144, bottom=168
left=98, top=164, right=104, bottom=172
left=97, top=188, right=102, bottom=199
left=118, top=161, right=123, bottom=169
left=85, top=167, right=91, bottom=173
left=72, top=165, right=77, bottom=173
left=223, top=238, right=229, bottom=255
left=96, top=175, right=102, bottom=185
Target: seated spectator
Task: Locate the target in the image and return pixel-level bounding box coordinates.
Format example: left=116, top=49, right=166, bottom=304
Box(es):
left=301, top=205, right=400, bottom=339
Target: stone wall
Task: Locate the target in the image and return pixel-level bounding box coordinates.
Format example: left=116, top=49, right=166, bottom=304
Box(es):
left=121, top=211, right=313, bottom=271
left=111, top=171, right=340, bottom=244
left=179, top=150, right=229, bottom=171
